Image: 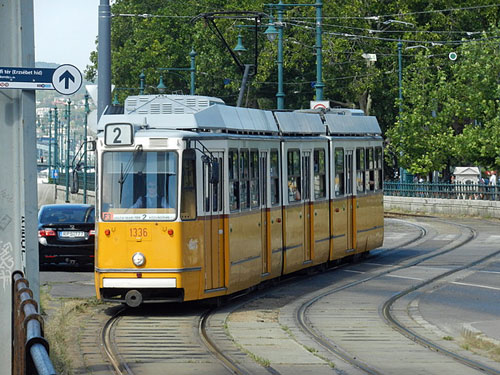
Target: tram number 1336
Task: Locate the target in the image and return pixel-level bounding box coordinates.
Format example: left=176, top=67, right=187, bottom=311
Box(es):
left=129, top=227, right=149, bottom=239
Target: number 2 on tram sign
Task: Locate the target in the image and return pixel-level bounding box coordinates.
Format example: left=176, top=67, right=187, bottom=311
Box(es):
left=105, top=123, right=133, bottom=146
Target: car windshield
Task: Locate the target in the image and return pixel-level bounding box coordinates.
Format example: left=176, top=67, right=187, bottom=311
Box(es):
left=39, top=206, right=95, bottom=224
left=101, top=151, right=178, bottom=221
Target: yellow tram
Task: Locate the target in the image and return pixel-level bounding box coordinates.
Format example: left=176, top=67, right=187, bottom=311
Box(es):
left=94, top=95, right=384, bottom=307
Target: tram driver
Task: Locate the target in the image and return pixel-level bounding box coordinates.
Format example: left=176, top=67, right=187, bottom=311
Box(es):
left=132, top=181, right=169, bottom=208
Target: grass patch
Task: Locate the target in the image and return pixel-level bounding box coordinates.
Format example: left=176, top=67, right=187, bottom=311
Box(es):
left=443, top=336, right=454, bottom=341
left=461, top=332, right=500, bottom=362
left=40, top=289, right=104, bottom=374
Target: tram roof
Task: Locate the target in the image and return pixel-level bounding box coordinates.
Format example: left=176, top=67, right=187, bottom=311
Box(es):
left=98, top=95, right=381, bottom=136
left=323, top=113, right=381, bottom=136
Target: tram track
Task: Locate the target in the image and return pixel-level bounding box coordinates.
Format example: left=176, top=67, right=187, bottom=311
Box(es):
left=294, top=217, right=500, bottom=375
left=100, top=217, right=499, bottom=374
left=102, top=302, right=279, bottom=374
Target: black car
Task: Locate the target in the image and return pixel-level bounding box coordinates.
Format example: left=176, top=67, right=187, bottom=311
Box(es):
left=38, top=204, right=95, bottom=265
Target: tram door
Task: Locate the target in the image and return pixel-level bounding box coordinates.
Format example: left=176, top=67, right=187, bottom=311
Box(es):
left=345, top=150, right=354, bottom=250
left=260, top=152, right=270, bottom=275
left=302, top=152, right=312, bottom=261
left=203, top=152, right=225, bottom=291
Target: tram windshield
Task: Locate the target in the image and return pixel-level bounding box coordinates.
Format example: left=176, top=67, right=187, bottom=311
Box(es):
left=101, top=151, right=178, bottom=221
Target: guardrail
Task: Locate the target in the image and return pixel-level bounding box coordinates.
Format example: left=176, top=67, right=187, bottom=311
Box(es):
left=12, top=271, right=56, bottom=375
left=52, top=172, right=95, bottom=191
left=384, top=181, right=499, bottom=201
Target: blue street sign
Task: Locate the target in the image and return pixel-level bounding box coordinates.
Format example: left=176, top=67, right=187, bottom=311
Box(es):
left=52, top=169, right=59, bottom=179
left=0, top=67, right=55, bottom=90
left=0, top=65, right=82, bottom=95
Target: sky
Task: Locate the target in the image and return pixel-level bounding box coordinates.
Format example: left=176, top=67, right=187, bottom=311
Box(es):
left=34, top=0, right=100, bottom=73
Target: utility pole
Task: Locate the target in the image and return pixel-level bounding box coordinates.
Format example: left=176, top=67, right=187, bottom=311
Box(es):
left=0, top=2, right=38, bottom=373
left=97, top=0, right=111, bottom=120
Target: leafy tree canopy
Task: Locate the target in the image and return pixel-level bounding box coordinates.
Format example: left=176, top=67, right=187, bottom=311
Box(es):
left=86, top=0, right=500, bottom=176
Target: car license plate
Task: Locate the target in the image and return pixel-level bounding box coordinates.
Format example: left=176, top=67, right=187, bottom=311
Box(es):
left=59, top=231, right=86, bottom=238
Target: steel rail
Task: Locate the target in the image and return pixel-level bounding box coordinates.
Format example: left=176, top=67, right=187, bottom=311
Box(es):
left=102, top=305, right=130, bottom=375
left=296, top=218, right=481, bottom=374
left=382, top=248, right=500, bottom=375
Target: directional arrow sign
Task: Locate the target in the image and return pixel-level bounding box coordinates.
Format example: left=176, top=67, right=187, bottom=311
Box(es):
left=52, top=64, right=82, bottom=95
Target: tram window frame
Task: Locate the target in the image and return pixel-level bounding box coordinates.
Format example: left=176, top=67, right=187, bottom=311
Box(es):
left=356, top=148, right=365, bottom=194
left=228, top=149, right=240, bottom=211
left=287, top=149, right=301, bottom=202
left=250, top=149, right=260, bottom=208
left=313, top=149, right=326, bottom=199
left=375, top=146, right=383, bottom=190
left=366, top=147, right=375, bottom=191
left=180, top=149, right=197, bottom=220
left=270, top=149, right=280, bottom=206
left=240, top=149, right=250, bottom=210
left=334, top=148, right=345, bottom=197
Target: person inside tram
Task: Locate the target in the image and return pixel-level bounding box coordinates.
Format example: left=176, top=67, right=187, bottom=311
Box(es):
left=132, top=181, right=169, bottom=208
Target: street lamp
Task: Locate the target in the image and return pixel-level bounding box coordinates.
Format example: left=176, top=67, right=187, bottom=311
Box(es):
left=265, top=0, right=324, bottom=109
left=233, top=34, right=247, bottom=53
left=156, top=48, right=197, bottom=95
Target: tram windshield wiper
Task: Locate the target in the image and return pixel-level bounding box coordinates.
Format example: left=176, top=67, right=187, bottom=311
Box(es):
left=118, top=147, right=143, bottom=204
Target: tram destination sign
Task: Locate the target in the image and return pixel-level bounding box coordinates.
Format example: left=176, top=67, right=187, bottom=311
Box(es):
left=0, top=64, right=82, bottom=95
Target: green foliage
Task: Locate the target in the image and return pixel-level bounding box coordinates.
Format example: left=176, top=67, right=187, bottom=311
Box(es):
left=85, top=0, right=500, bottom=174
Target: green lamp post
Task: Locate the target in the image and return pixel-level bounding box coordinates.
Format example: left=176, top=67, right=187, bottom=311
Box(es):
left=83, top=94, right=90, bottom=203
left=157, top=48, right=197, bottom=95
left=53, top=107, right=59, bottom=180
left=48, top=109, right=52, bottom=181
left=65, top=99, right=71, bottom=203
left=265, top=0, right=323, bottom=109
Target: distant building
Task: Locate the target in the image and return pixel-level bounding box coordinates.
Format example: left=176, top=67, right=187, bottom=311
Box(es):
left=453, top=167, right=480, bottom=184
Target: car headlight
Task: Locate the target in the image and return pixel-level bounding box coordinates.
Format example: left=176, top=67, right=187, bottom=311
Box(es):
left=132, top=252, right=145, bottom=267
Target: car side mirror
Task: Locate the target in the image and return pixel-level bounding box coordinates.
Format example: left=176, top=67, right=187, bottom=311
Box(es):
left=86, top=140, right=96, bottom=152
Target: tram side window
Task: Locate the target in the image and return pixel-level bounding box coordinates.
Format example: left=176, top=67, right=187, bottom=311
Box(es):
left=240, top=149, right=250, bottom=210
left=270, top=150, right=280, bottom=206
left=229, top=150, right=239, bottom=211
left=314, top=149, right=326, bottom=199
left=180, top=150, right=196, bottom=220
left=356, top=148, right=365, bottom=193
left=334, top=148, right=344, bottom=197
left=287, top=150, right=301, bottom=202
left=375, top=146, right=383, bottom=190
left=366, top=147, right=375, bottom=191
left=250, top=150, right=260, bottom=208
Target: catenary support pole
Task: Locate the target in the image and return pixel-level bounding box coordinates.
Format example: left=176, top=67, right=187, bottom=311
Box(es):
left=97, top=0, right=111, bottom=120
left=0, top=1, right=38, bottom=373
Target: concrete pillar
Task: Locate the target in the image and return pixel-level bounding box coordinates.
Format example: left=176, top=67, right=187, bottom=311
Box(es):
left=0, top=1, right=38, bottom=373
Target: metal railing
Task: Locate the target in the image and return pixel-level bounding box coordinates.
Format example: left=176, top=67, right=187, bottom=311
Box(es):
left=384, top=181, right=499, bottom=201
left=52, top=172, right=95, bottom=191
left=12, top=271, right=56, bottom=375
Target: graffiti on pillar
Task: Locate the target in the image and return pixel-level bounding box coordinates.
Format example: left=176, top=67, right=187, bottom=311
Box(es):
left=0, top=241, right=14, bottom=290
left=0, top=214, right=12, bottom=231
left=0, top=188, right=14, bottom=203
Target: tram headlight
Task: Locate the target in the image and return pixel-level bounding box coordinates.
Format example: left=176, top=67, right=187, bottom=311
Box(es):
left=132, top=252, right=145, bottom=267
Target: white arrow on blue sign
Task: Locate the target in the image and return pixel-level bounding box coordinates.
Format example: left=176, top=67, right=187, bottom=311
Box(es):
left=52, top=64, right=82, bottom=95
